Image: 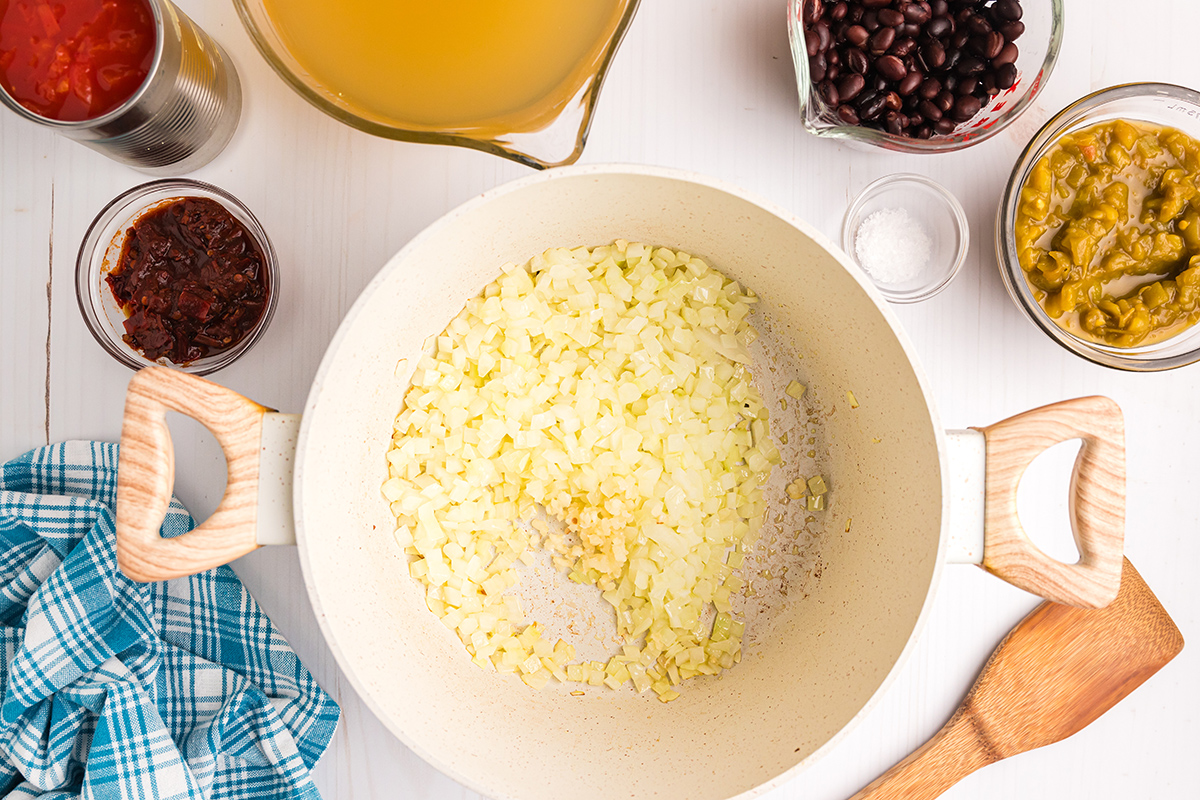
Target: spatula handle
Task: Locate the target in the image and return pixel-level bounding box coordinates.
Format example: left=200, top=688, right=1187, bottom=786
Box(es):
left=847, top=713, right=994, bottom=800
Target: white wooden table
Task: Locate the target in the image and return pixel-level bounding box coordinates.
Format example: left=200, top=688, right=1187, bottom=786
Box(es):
left=3, top=1, right=1197, bottom=798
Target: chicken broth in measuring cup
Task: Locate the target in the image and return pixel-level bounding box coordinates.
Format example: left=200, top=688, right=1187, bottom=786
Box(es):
left=263, top=0, right=630, bottom=133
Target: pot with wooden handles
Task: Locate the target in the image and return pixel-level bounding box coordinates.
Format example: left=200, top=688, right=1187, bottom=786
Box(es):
left=101, top=167, right=1136, bottom=800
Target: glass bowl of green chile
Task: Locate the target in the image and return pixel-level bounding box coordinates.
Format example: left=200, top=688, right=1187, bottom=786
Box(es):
left=998, top=83, right=1200, bottom=371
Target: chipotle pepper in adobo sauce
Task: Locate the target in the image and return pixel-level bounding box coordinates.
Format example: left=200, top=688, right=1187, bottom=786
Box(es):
left=105, top=197, right=269, bottom=364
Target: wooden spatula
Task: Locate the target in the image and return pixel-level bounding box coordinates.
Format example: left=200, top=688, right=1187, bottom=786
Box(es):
left=848, top=558, right=1184, bottom=800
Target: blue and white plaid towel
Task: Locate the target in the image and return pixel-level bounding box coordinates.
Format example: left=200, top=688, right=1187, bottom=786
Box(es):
left=0, top=442, right=339, bottom=799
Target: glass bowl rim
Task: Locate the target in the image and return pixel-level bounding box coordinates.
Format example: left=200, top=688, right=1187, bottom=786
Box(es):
left=996, top=81, right=1200, bottom=372
left=75, top=178, right=280, bottom=376
left=841, top=173, right=970, bottom=303
left=787, top=0, right=1065, bottom=153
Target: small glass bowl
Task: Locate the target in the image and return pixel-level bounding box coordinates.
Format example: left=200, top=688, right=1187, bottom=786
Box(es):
left=788, top=0, right=1063, bottom=153
left=76, top=179, right=279, bottom=375
left=842, top=174, right=969, bottom=303
left=997, top=83, right=1200, bottom=372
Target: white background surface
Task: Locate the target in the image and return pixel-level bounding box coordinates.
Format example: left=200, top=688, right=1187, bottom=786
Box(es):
left=2, top=1, right=1197, bottom=798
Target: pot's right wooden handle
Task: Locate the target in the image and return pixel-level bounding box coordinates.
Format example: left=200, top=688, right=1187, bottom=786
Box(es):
left=116, top=366, right=268, bottom=582
left=973, top=396, right=1125, bottom=609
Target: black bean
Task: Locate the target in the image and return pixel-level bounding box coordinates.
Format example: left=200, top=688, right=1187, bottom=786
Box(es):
left=857, top=91, right=887, bottom=120
left=803, top=0, right=823, bottom=26
left=815, top=20, right=831, bottom=52
left=805, top=29, right=820, bottom=57
left=995, top=0, right=1022, bottom=21
left=988, top=31, right=1008, bottom=59
left=890, top=37, right=917, bottom=57
left=919, top=43, right=946, bottom=72
left=999, top=20, right=1025, bottom=41
left=904, top=2, right=932, bottom=24
left=995, top=62, right=1018, bottom=90
left=879, top=8, right=905, bottom=27
left=837, top=104, right=861, bottom=125
left=919, top=78, right=941, bottom=99
left=831, top=2, right=849, bottom=22
left=942, top=74, right=958, bottom=92
left=965, top=15, right=991, bottom=35
left=969, top=32, right=998, bottom=59
left=837, top=72, right=867, bottom=102
left=820, top=80, right=840, bottom=106
left=884, top=91, right=903, bottom=110
left=845, top=24, right=869, bottom=47
left=898, top=71, right=924, bottom=95
left=885, top=110, right=905, bottom=135
left=827, top=62, right=841, bottom=80
left=951, top=30, right=970, bottom=50
left=956, top=55, right=985, bottom=75
left=862, top=0, right=892, bottom=8
left=951, top=93, right=981, bottom=121
left=810, top=53, right=827, bottom=83
left=935, top=90, right=955, bottom=111
left=956, top=77, right=978, bottom=96
left=918, top=99, right=943, bottom=121
left=849, top=4, right=864, bottom=22
left=943, top=47, right=961, bottom=71
left=870, top=26, right=896, bottom=53
left=992, top=41, right=1019, bottom=67
left=863, top=10, right=879, bottom=31
left=930, top=0, right=949, bottom=16
left=916, top=125, right=933, bottom=139
left=847, top=47, right=870, bottom=74
left=876, top=54, right=908, bottom=81
left=934, top=118, right=957, bottom=134
left=926, top=16, right=952, bottom=39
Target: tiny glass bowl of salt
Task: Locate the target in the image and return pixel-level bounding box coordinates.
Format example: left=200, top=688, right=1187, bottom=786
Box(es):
left=841, top=174, right=969, bottom=304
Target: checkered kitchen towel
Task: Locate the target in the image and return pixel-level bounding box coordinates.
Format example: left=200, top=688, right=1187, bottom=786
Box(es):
left=0, top=441, right=339, bottom=799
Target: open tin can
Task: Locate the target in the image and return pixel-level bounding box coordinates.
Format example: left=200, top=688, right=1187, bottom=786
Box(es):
left=0, top=0, right=241, bottom=174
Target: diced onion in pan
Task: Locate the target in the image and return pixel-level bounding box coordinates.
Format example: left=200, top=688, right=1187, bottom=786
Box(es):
left=384, top=241, right=779, bottom=700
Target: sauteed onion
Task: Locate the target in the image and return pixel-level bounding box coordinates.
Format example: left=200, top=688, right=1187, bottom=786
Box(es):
left=383, top=241, right=779, bottom=699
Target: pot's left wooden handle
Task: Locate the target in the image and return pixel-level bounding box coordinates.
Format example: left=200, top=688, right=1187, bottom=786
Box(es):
left=116, top=366, right=269, bottom=582
left=974, top=396, right=1125, bottom=609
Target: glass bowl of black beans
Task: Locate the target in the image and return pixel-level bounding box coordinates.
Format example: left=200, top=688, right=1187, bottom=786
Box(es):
left=789, top=0, right=1063, bottom=152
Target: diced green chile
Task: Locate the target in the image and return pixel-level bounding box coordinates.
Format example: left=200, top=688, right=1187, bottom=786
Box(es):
left=1016, top=120, right=1200, bottom=347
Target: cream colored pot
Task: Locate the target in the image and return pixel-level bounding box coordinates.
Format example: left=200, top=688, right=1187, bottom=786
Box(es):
left=113, top=166, right=1127, bottom=800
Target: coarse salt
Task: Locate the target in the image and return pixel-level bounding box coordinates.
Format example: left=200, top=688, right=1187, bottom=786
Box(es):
left=854, top=207, right=932, bottom=285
